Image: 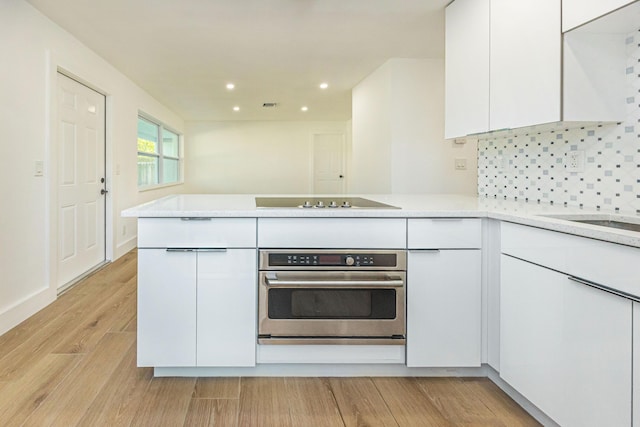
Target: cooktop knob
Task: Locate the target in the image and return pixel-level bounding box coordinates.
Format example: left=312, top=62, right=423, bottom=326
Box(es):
left=329, top=201, right=338, bottom=208
left=342, top=201, right=352, bottom=208
left=345, top=256, right=355, bottom=266
left=302, top=201, right=313, bottom=208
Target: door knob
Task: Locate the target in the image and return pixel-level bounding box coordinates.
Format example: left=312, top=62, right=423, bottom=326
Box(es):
left=101, top=189, right=108, bottom=195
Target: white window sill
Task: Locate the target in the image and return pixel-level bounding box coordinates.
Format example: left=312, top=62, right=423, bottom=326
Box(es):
left=138, top=181, right=184, bottom=193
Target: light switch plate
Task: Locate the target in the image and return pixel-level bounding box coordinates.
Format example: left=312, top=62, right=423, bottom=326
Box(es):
left=34, top=160, right=44, bottom=176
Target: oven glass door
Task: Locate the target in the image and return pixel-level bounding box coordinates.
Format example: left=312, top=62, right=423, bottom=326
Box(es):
left=258, top=271, right=406, bottom=340
left=268, top=288, right=397, bottom=319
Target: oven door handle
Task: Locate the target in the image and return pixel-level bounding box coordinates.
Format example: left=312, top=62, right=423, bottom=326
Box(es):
left=264, top=277, right=405, bottom=288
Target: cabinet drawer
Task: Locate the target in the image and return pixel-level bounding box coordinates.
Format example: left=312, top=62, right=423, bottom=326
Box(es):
left=501, top=222, right=640, bottom=299
left=258, top=218, right=406, bottom=248
left=138, top=218, right=256, bottom=248
left=408, top=218, right=482, bottom=249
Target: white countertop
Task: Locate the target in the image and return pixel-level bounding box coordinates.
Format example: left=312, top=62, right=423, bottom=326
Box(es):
left=122, top=194, right=640, bottom=248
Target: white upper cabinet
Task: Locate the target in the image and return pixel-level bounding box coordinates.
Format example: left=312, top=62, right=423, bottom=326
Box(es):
left=562, top=0, right=637, bottom=32
left=445, top=0, right=626, bottom=139
left=444, top=0, right=490, bottom=138
left=489, top=0, right=561, bottom=131
left=445, top=0, right=561, bottom=138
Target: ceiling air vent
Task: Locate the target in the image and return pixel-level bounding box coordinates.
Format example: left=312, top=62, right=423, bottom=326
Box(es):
left=262, top=102, right=278, bottom=108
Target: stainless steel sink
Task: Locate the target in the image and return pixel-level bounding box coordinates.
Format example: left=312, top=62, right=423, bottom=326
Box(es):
left=540, top=214, right=640, bottom=233
left=567, top=219, right=640, bottom=233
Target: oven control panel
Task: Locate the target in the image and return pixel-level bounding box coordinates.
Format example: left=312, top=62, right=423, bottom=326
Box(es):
left=267, top=253, right=397, bottom=267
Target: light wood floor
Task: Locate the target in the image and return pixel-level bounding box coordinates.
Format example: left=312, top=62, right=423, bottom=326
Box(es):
left=0, top=249, right=540, bottom=426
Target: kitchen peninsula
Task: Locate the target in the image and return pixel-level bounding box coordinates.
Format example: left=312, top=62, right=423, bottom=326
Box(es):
left=123, top=193, right=640, bottom=427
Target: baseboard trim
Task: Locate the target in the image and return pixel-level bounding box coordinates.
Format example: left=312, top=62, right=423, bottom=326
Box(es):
left=486, top=367, right=560, bottom=427
left=154, top=365, right=487, bottom=378
left=0, top=286, right=56, bottom=336
left=116, top=236, right=137, bottom=259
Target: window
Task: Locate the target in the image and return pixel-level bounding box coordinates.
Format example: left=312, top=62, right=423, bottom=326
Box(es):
left=137, top=115, right=182, bottom=187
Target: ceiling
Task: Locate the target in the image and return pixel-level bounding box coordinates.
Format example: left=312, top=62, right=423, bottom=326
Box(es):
left=26, top=0, right=448, bottom=121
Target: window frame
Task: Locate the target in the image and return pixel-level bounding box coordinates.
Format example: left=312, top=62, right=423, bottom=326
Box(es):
left=137, top=113, right=183, bottom=190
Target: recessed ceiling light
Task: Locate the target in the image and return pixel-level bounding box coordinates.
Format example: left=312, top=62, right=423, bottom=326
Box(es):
left=233, top=106, right=240, bottom=111
left=226, top=83, right=235, bottom=90
left=319, top=82, right=329, bottom=89
left=301, top=106, right=308, bottom=112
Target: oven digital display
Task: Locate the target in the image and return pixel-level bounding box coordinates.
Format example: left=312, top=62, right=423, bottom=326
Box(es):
left=267, top=252, right=398, bottom=267
left=318, top=255, right=341, bottom=265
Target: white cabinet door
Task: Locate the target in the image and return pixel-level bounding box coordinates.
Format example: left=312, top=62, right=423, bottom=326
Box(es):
left=444, top=0, right=490, bottom=139
left=407, top=250, right=481, bottom=367
left=137, top=249, right=197, bottom=367
left=634, top=302, right=640, bottom=427
left=408, top=218, right=482, bottom=249
left=489, top=0, right=561, bottom=130
left=562, top=0, right=636, bottom=31
left=197, top=249, right=257, bottom=367
left=501, top=255, right=631, bottom=427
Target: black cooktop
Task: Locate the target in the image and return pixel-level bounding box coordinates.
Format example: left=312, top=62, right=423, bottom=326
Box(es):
left=255, top=197, right=399, bottom=209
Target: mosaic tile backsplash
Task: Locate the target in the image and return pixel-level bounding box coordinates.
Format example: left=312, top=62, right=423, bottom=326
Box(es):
left=478, top=29, right=640, bottom=214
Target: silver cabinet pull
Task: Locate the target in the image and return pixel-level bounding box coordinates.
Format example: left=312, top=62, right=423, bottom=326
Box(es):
left=180, top=217, right=212, bottom=221
left=265, top=277, right=404, bottom=288
left=568, top=276, right=640, bottom=302
left=166, top=248, right=227, bottom=253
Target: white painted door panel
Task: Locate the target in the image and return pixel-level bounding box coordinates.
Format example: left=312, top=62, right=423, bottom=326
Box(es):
left=489, top=0, right=561, bottom=130
left=197, top=249, right=257, bottom=367
left=407, top=250, right=481, bottom=367
left=137, top=249, right=197, bottom=367
left=501, top=255, right=631, bottom=426
left=57, top=73, right=106, bottom=288
left=444, top=0, right=490, bottom=138
left=313, top=133, right=345, bottom=194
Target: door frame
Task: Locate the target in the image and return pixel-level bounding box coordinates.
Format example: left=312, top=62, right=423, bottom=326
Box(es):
left=46, top=54, right=113, bottom=296
left=308, top=131, right=347, bottom=194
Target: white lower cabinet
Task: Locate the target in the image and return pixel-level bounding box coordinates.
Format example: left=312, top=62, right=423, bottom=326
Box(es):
left=137, top=248, right=257, bottom=368
left=197, top=249, right=256, bottom=367
left=501, top=255, right=632, bottom=427
left=634, top=302, right=640, bottom=427
left=138, top=249, right=197, bottom=367
left=406, top=249, right=481, bottom=367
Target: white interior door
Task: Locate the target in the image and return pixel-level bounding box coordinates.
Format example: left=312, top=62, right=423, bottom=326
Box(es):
left=312, top=133, right=345, bottom=194
left=57, top=73, right=106, bottom=289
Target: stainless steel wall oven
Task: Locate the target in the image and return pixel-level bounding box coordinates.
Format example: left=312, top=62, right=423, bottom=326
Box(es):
left=258, top=249, right=406, bottom=345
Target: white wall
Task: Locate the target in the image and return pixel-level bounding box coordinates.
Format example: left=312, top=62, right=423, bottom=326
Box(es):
left=0, top=0, right=185, bottom=335
left=351, top=62, right=393, bottom=193
left=351, top=58, right=477, bottom=194
left=184, top=121, right=349, bottom=193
